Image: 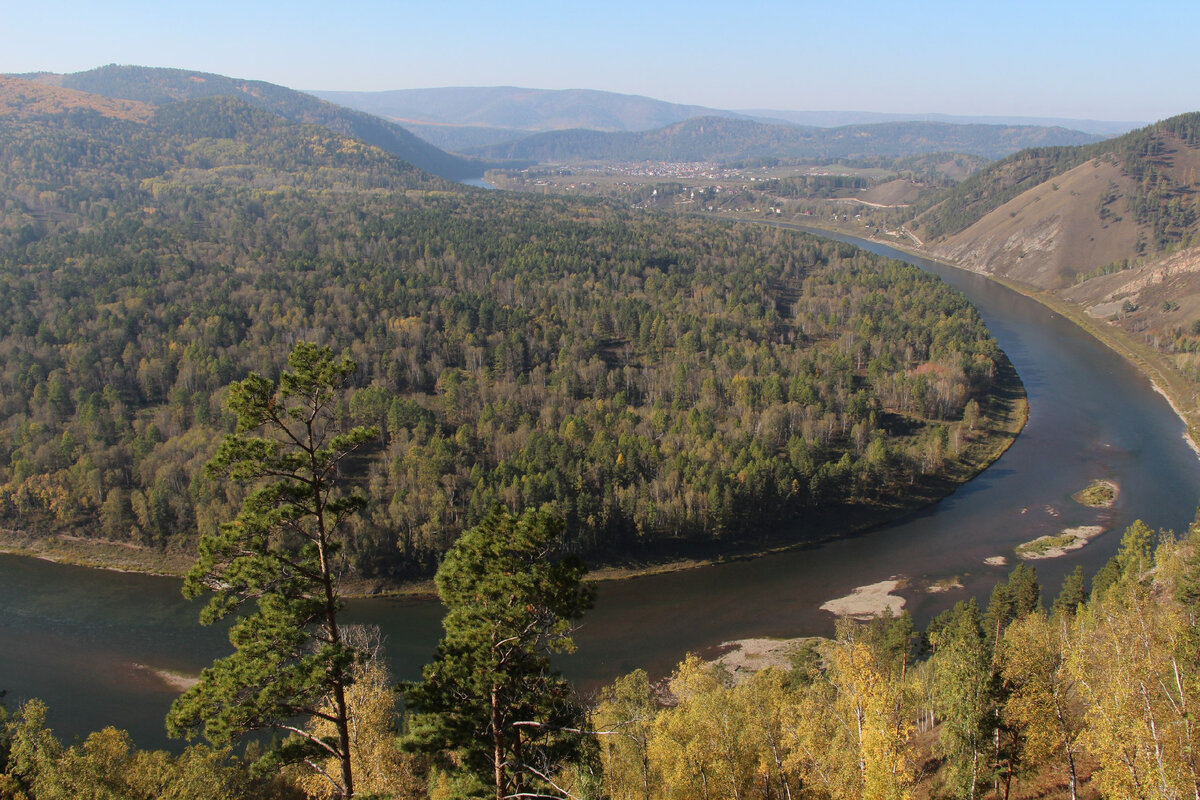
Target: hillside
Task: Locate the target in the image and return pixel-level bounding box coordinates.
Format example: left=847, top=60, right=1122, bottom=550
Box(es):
left=909, top=114, right=1200, bottom=280
left=888, top=113, right=1200, bottom=429
left=392, top=121, right=538, bottom=154
left=0, top=80, right=1015, bottom=579
left=14, top=64, right=486, bottom=179
left=0, top=75, right=156, bottom=121
left=469, top=115, right=1102, bottom=164
left=738, top=107, right=1141, bottom=136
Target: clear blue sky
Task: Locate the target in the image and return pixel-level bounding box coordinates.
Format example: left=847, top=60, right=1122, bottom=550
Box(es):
left=2, top=0, right=1196, bottom=122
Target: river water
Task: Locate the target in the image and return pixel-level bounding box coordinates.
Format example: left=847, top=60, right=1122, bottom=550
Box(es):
left=2, top=234, right=1198, bottom=749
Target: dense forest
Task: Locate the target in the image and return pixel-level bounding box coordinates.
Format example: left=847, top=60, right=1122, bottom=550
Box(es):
left=3, top=518, right=1198, bottom=799
left=0, top=86, right=1009, bottom=577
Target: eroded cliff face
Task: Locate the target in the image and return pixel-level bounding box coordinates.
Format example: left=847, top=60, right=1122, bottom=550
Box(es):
left=1061, top=244, right=1200, bottom=347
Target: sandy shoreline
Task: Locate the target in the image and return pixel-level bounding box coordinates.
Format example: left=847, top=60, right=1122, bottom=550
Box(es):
left=706, top=637, right=823, bottom=678
left=820, top=579, right=906, bottom=619
left=136, top=664, right=200, bottom=692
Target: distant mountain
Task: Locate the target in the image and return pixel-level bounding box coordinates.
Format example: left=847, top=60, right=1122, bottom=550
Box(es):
left=15, top=65, right=485, bottom=179
left=308, top=86, right=749, bottom=132
left=466, top=116, right=1104, bottom=164
left=395, top=122, right=538, bottom=154
left=738, top=109, right=1143, bottom=137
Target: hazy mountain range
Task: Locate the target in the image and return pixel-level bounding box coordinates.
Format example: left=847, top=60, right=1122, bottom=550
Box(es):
left=462, top=115, right=1105, bottom=163
left=3, top=67, right=1127, bottom=170
left=310, top=85, right=1140, bottom=153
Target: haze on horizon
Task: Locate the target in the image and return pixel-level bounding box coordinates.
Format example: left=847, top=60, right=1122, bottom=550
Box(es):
left=2, top=0, right=1196, bottom=124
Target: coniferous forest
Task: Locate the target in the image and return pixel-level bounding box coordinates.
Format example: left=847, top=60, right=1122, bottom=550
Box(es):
left=0, top=93, right=1005, bottom=577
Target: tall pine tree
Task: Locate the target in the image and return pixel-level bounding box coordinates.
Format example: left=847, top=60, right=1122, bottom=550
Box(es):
left=403, top=506, right=595, bottom=800
left=167, top=342, right=376, bottom=799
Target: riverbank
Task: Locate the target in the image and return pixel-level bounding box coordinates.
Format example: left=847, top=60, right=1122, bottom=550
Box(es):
left=0, top=356, right=1026, bottom=597
left=775, top=219, right=1200, bottom=455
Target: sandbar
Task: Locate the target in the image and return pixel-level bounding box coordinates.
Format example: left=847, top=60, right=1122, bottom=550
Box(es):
left=820, top=579, right=906, bottom=619
left=1016, top=526, right=1105, bottom=560
left=707, top=637, right=820, bottom=678
left=136, top=663, right=200, bottom=692
left=1072, top=479, right=1119, bottom=509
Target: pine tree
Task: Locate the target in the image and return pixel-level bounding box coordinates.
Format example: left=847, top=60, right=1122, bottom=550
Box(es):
left=167, top=342, right=376, bottom=799
left=403, top=506, right=595, bottom=800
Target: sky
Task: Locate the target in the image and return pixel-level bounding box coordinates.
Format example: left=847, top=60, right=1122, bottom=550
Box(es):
left=2, top=0, right=1197, bottom=123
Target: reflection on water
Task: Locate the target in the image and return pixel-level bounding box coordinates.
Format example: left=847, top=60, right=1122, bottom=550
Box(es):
left=2, top=233, right=1198, bottom=748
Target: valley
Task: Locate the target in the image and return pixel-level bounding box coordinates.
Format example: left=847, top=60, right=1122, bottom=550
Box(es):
left=2, top=51, right=1200, bottom=799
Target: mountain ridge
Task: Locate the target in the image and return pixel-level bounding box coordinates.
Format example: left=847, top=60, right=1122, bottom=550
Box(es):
left=465, top=115, right=1104, bottom=164
left=309, top=84, right=1137, bottom=136
left=309, top=85, right=752, bottom=132
left=907, top=112, right=1200, bottom=287
left=13, top=64, right=486, bottom=179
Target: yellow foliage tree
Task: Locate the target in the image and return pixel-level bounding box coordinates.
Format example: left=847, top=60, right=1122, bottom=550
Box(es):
left=647, top=655, right=758, bottom=800
left=295, top=632, right=425, bottom=799
left=593, top=669, right=657, bottom=800
left=1001, top=611, right=1084, bottom=800
left=1068, top=529, right=1200, bottom=799
left=826, top=638, right=914, bottom=800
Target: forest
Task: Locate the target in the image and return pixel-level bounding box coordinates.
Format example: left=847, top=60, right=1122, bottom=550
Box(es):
left=0, top=91, right=1007, bottom=577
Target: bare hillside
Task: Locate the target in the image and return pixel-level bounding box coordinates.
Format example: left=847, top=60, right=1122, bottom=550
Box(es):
left=860, top=178, right=922, bottom=207
left=898, top=116, right=1200, bottom=427
left=933, top=157, right=1143, bottom=288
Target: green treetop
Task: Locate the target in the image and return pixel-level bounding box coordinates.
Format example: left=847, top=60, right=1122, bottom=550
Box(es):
left=403, top=506, right=595, bottom=800
left=167, top=342, right=377, bottom=799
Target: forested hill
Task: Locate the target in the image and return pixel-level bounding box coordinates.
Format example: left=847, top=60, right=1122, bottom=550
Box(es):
left=0, top=80, right=1008, bottom=578
left=0, top=79, right=447, bottom=209
left=0, top=75, right=156, bottom=121
left=13, top=64, right=486, bottom=179
left=468, top=115, right=1102, bottom=164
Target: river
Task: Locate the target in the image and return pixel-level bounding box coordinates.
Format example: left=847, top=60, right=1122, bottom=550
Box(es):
left=2, top=233, right=1199, bottom=749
